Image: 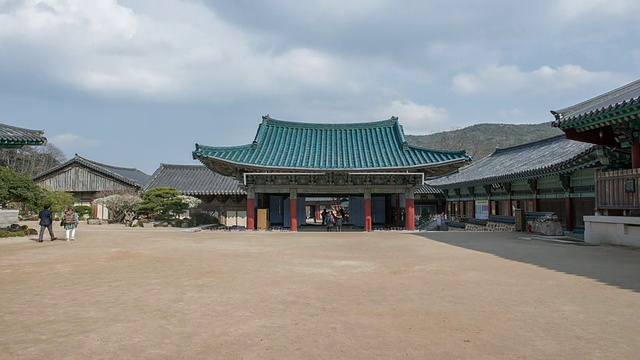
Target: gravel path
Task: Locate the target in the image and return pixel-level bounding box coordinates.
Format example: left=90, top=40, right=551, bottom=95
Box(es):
left=1, top=223, right=639, bottom=359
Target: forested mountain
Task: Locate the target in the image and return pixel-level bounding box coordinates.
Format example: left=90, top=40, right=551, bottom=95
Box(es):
left=406, top=122, right=563, bottom=161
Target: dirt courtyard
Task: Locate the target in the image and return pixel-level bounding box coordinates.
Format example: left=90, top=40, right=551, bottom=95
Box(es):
left=1, top=223, right=639, bottom=359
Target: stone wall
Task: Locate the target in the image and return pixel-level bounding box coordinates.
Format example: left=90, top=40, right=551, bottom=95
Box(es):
left=446, top=219, right=563, bottom=234
left=0, top=209, right=19, bottom=228
left=528, top=220, right=564, bottom=236
left=462, top=221, right=515, bottom=232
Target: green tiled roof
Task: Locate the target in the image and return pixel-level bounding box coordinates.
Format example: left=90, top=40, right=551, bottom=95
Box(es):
left=1, top=123, right=47, bottom=148
left=551, top=79, right=640, bottom=131
left=193, top=116, right=469, bottom=175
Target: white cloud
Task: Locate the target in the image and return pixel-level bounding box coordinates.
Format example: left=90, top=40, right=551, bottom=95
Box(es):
left=0, top=0, right=358, bottom=102
left=451, top=64, right=624, bottom=96
left=373, top=100, right=449, bottom=135
left=51, top=133, right=102, bottom=152
left=554, top=0, right=640, bottom=19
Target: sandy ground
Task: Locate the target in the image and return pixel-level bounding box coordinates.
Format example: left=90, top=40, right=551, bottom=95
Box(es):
left=1, top=222, right=639, bottom=360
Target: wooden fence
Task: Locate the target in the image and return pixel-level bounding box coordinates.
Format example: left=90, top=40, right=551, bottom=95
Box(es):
left=596, top=168, right=640, bottom=210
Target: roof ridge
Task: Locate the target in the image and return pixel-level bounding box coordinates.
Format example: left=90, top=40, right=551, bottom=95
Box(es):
left=262, top=115, right=398, bottom=129
left=76, top=154, right=146, bottom=172
left=158, top=163, right=206, bottom=168
left=492, top=135, right=567, bottom=154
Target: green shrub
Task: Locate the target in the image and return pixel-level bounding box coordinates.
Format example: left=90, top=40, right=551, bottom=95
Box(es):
left=74, top=205, right=93, bottom=218
left=0, top=230, right=9, bottom=238
left=190, top=211, right=218, bottom=226
left=26, top=228, right=38, bottom=235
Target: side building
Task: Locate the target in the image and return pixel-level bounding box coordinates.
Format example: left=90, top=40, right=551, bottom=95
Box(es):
left=32, top=154, right=150, bottom=219
left=428, top=135, right=629, bottom=233
left=552, top=78, right=640, bottom=246
left=144, top=164, right=247, bottom=226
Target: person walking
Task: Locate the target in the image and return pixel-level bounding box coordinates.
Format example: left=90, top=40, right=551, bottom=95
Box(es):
left=335, top=211, right=343, bottom=232
left=38, top=204, right=57, bottom=242
left=325, top=211, right=334, bottom=232
left=62, top=207, right=79, bottom=241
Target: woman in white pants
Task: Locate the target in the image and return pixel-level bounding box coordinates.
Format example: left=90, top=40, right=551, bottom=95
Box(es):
left=63, top=208, right=79, bottom=241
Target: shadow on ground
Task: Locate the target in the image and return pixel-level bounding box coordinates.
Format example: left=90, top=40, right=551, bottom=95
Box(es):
left=413, top=231, right=640, bottom=293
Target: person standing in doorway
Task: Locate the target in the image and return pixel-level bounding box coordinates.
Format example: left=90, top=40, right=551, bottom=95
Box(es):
left=63, top=207, right=79, bottom=241
left=436, top=212, right=443, bottom=231
left=38, top=204, right=57, bottom=242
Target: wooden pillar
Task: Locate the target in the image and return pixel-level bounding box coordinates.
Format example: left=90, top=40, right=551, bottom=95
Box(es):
left=246, top=187, right=255, bottom=230
left=315, top=207, right=321, bottom=222
left=471, top=200, right=476, bottom=218
left=565, top=196, right=574, bottom=232
left=507, top=199, right=513, bottom=216
left=633, top=139, right=640, bottom=169
left=364, top=189, right=372, bottom=232
left=395, top=195, right=400, bottom=225
left=405, top=190, right=415, bottom=230
left=290, top=189, right=298, bottom=232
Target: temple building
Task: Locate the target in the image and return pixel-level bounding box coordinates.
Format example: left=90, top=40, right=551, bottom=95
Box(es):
left=552, top=78, right=640, bottom=246
left=32, top=154, right=150, bottom=219
left=193, top=116, right=470, bottom=231
left=428, top=135, right=628, bottom=233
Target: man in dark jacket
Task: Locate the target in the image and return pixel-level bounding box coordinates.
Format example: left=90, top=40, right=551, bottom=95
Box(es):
left=38, top=204, right=57, bottom=242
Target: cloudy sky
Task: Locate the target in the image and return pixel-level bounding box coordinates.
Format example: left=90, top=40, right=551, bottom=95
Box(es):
left=2, top=0, right=639, bottom=174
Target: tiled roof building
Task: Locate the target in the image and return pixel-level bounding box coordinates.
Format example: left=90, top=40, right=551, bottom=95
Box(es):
left=145, top=164, right=245, bottom=196
left=551, top=78, right=640, bottom=246
left=194, top=115, right=469, bottom=177
left=428, top=135, right=628, bottom=231
left=32, top=155, right=150, bottom=220
left=33, top=154, right=150, bottom=189
left=193, top=116, right=470, bottom=231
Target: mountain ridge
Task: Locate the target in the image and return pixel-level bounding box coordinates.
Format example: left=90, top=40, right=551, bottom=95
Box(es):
left=405, top=122, right=563, bottom=161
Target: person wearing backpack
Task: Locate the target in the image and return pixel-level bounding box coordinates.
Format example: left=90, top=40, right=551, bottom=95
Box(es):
left=38, top=204, right=57, bottom=242
left=62, top=207, right=80, bottom=241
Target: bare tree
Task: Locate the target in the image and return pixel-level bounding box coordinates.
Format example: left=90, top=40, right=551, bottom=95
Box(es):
left=0, top=143, right=67, bottom=177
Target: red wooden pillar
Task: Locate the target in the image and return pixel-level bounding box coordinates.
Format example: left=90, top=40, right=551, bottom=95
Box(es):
left=315, top=207, right=321, bottom=222
left=633, top=140, right=640, bottom=169
left=364, top=190, right=372, bottom=231
left=507, top=198, right=513, bottom=216
left=405, top=192, right=415, bottom=230
left=247, top=189, right=255, bottom=230
left=290, top=190, right=298, bottom=232
left=471, top=200, right=476, bottom=218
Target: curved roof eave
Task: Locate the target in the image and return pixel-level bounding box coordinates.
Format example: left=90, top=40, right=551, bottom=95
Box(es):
left=195, top=154, right=468, bottom=173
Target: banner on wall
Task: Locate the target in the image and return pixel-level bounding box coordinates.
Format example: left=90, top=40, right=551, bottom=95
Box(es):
left=475, top=200, right=489, bottom=219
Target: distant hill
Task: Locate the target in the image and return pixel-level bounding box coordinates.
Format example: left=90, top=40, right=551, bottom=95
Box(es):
left=405, top=122, right=563, bottom=161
